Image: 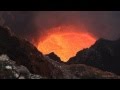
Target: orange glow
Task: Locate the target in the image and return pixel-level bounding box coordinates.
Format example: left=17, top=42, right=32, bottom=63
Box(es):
left=36, top=25, right=96, bottom=62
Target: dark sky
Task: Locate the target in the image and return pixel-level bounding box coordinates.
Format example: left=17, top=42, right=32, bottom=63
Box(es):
left=0, top=11, right=120, bottom=41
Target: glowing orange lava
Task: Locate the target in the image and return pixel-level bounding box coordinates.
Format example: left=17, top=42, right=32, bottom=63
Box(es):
left=37, top=25, right=96, bottom=62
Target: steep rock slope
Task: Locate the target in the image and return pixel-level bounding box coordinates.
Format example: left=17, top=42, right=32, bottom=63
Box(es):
left=0, top=26, right=63, bottom=78
left=0, top=25, right=120, bottom=79
left=68, top=38, right=120, bottom=75
left=46, top=56, right=120, bottom=79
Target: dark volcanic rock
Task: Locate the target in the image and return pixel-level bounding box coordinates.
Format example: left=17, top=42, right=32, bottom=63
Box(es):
left=46, top=57, right=120, bottom=79
left=0, top=26, right=63, bottom=78
left=46, top=52, right=63, bottom=63
left=0, top=54, right=44, bottom=79
left=68, top=38, right=120, bottom=75
left=0, top=54, right=119, bottom=79
left=64, top=64, right=120, bottom=79
left=1, top=25, right=120, bottom=79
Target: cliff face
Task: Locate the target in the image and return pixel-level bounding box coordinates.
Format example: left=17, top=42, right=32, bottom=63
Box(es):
left=0, top=26, right=63, bottom=78
left=68, top=38, right=120, bottom=75
left=0, top=25, right=120, bottom=79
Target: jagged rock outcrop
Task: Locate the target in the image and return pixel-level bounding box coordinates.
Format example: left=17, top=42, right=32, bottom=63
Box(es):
left=46, top=56, right=120, bottom=79
left=68, top=38, right=120, bottom=75
left=1, top=25, right=120, bottom=79
left=0, top=54, right=119, bottom=79
left=0, top=26, right=63, bottom=78
left=0, top=54, right=44, bottom=79
left=46, top=52, right=63, bottom=63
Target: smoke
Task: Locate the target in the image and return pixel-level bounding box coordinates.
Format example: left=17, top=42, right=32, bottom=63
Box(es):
left=79, top=11, right=120, bottom=40
left=0, top=11, right=120, bottom=42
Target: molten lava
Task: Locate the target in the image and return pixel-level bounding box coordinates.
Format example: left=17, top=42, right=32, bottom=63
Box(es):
left=36, top=25, right=96, bottom=62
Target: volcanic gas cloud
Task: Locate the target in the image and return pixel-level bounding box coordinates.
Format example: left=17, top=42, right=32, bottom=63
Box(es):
left=35, top=25, right=96, bottom=62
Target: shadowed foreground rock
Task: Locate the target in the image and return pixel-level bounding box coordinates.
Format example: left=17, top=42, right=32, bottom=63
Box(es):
left=0, top=26, right=63, bottom=78
left=0, top=54, right=45, bottom=79
left=0, top=26, right=120, bottom=79
left=0, top=54, right=119, bottom=79
left=45, top=56, right=120, bottom=79
left=68, top=38, right=120, bottom=75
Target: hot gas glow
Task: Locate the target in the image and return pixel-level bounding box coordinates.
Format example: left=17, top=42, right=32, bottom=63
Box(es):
left=36, top=25, right=96, bottom=62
